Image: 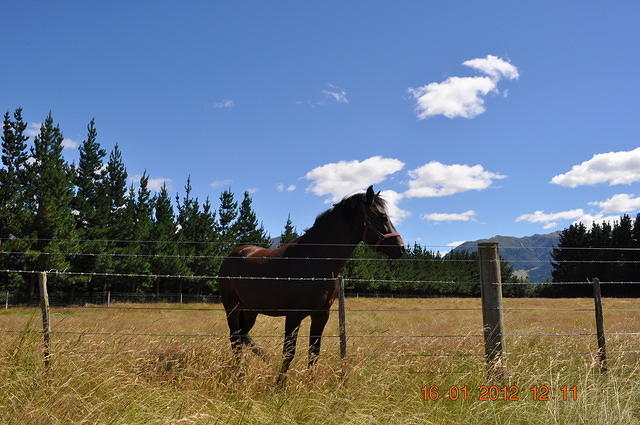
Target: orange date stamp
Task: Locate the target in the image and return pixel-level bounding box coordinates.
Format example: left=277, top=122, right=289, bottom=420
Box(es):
left=421, top=385, right=578, bottom=401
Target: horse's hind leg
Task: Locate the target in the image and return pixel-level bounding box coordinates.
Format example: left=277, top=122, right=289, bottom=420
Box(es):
left=309, top=310, right=330, bottom=368
left=276, top=314, right=303, bottom=385
left=239, top=311, right=265, bottom=357
left=225, top=307, right=243, bottom=365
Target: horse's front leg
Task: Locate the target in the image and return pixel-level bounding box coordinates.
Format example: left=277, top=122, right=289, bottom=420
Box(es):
left=309, top=310, right=330, bottom=368
left=276, top=314, right=303, bottom=385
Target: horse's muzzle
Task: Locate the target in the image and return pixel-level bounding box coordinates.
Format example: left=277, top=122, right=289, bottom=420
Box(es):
left=376, top=234, right=405, bottom=259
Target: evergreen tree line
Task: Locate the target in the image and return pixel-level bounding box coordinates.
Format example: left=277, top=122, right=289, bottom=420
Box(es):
left=546, top=214, right=640, bottom=297
left=1, top=109, right=529, bottom=302
left=344, top=244, right=531, bottom=297
left=0, top=109, right=273, bottom=301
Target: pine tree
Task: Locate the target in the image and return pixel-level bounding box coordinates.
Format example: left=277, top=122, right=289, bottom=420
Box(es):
left=0, top=108, right=30, bottom=238
left=0, top=109, right=32, bottom=295
left=128, top=173, right=154, bottom=291
left=110, top=185, right=140, bottom=292
left=176, top=177, right=220, bottom=294
left=105, top=144, right=128, bottom=226
left=193, top=197, right=220, bottom=295
left=611, top=215, right=633, bottom=283
left=549, top=222, right=593, bottom=297
left=109, top=174, right=153, bottom=293
left=90, top=144, right=129, bottom=294
left=28, top=113, right=79, bottom=297
left=278, top=214, right=299, bottom=247
left=136, top=172, right=153, bottom=238
left=72, top=119, right=109, bottom=295
left=234, top=191, right=270, bottom=246
left=217, top=189, right=238, bottom=248
left=546, top=215, right=640, bottom=297
left=631, top=214, right=640, bottom=297
left=176, top=176, right=200, bottom=242
left=150, top=184, right=188, bottom=294
left=74, top=119, right=109, bottom=230
left=552, top=223, right=588, bottom=282
left=632, top=213, right=640, bottom=247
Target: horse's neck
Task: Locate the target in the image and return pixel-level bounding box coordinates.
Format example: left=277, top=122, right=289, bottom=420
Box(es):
left=289, top=217, right=359, bottom=276
left=296, top=231, right=358, bottom=258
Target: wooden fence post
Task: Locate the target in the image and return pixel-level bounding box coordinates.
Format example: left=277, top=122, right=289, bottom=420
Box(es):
left=478, top=242, right=506, bottom=381
left=591, top=277, right=607, bottom=374
left=39, top=272, right=52, bottom=368
left=4, top=290, right=8, bottom=310
left=338, top=276, right=347, bottom=359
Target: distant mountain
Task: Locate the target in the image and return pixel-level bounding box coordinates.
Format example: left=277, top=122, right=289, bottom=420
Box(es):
left=269, top=236, right=282, bottom=249
left=452, top=232, right=561, bottom=282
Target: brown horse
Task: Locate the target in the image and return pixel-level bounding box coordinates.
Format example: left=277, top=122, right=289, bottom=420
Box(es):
left=219, top=186, right=404, bottom=383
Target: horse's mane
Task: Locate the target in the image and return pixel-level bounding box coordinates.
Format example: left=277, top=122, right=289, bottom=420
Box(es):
left=304, top=192, right=388, bottom=236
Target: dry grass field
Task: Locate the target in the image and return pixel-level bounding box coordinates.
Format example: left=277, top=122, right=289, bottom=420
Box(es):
left=1, top=297, right=639, bottom=424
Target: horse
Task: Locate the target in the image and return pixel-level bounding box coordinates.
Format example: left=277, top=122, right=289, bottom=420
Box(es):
left=219, top=185, right=405, bottom=383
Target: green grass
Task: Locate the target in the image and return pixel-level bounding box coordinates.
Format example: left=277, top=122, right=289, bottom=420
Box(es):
left=0, top=298, right=639, bottom=424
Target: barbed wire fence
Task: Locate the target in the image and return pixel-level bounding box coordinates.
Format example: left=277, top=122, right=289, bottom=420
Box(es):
left=1, top=241, right=640, bottom=380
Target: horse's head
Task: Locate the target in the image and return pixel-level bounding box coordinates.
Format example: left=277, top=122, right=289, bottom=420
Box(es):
left=343, top=185, right=405, bottom=259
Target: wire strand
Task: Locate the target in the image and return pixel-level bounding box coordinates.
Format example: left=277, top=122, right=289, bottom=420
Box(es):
left=5, top=236, right=640, bottom=251
left=4, top=268, right=640, bottom=287
left=5, top=250, right=640, bottom=264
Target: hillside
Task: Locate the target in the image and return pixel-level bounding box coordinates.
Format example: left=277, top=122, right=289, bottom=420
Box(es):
left=452, top=232, right=560, bottom=282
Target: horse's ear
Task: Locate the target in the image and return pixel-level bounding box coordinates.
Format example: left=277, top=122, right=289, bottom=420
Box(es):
left=366, top=185, right=375, bottom=205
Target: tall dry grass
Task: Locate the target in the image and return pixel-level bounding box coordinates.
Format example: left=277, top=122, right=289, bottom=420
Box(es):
left=0, top=298, right=639, bottom=424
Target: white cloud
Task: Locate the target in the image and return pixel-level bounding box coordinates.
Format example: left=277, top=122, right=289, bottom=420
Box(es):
left=131, top=175, right=171, bottom=192
left=408, top=55, right=518, bottom=119
left=246, top=187, right=259, bottom=194
left=589, top=193, right=640, bottom=214
left=304, top=156, right=405, bottom=202
left=26, top=122, right=41, bottom=137
left=447, top=240, right=466, bottom=248
left=573, top=214, right=621, bottom=229
left=304, top=156, right=503, bottom=224
left=276, top=183, right=296, bottom=192
left=210, top=179, right=233, bottom=188
left=62, top=138, right=79, bottom=150
left=379, top=189, right=410, bottom=224
left=517, top=194, right=640, bottom=230
left=551, top=147, right=640, bottom=187
left=148, top=177, right=171, bottom=192
left=408, top=76, right=496, bottom=119
left=404, top=161, right=505, bottom=198
left=515, top=209, right=585, bottom=224
left=322, top=84, right=349, bottom=104
left=298, top=84, right=349, bottom=106
left=24, top=122, right=77, bottom=149
left=422, top=210, right=476, bottom=222
left=462, top=55, right=519, bottom=81
left=213, top=99, right=235, bottom=109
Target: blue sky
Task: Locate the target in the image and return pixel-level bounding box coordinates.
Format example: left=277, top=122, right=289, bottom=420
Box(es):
left=2, top=1, right=640, bottom=250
